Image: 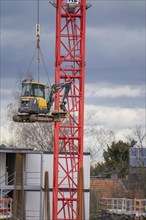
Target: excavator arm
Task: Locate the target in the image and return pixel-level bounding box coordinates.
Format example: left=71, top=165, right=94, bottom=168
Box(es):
left=47, top=81, right=72, bottom=112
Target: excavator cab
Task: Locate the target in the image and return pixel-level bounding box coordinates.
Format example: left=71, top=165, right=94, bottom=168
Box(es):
left=21, top=82, right=45, bottom=98
left=18, top=81, right=48, bottom=114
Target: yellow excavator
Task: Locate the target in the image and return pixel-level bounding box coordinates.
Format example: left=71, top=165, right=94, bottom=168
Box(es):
left=13, top=79, right=71, bottom=123
left=12, top=4, right=73, bottom=123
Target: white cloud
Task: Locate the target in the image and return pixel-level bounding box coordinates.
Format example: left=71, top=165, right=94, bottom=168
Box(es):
left=84, top=105, right=145, bottom=161
left=0, top=123, right=11, bottom=144
left=85, top=83, right=144, bottom=98
left=115, top=128, right=132, bottom=142
left=0, top=89, right=145, bottom=143
left=85, top=104, right=145, bottom=130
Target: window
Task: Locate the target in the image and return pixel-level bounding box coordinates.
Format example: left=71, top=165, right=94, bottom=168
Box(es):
left=33, top=84, right=45, bottom=98
left=21, top=84, right=31, bottom=96
left=21, top=83, right=45, bottom=98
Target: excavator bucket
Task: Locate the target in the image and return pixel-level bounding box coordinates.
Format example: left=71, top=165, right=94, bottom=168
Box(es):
left=51, top=110, right=68, bottom=119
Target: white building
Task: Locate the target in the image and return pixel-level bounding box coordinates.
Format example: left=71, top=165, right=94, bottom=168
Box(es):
left=0, top=145, right=90, bottom=219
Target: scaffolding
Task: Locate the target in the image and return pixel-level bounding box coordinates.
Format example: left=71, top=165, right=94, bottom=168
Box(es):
left=0, top=149, right=90, bottom=219
left=0, top=151, right=43, bottom=220
left=0, top=198, right=12, bottom=219
left=98, top=198, right=146, bottom=219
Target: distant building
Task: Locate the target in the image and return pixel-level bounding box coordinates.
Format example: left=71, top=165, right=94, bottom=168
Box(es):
left=128, top=147, right=146, bottom=195
left=90, top=178, right=128, bottom=199
left=129, top=147, right=146, bottom=168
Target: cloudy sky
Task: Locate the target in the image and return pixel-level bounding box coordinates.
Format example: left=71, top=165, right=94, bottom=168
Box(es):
left=0, top=0, right=146, bottom=151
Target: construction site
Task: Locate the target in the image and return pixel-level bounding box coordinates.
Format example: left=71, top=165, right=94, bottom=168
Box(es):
left=1, top=0, right=91, bottom=219
left=0, top=0, right=146, bottom=220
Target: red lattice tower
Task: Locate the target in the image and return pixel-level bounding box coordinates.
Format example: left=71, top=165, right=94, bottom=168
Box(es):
left=53, top=0, right=86, bottom=219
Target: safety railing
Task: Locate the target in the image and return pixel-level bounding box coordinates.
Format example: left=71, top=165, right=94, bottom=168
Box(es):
left=134, top=199, right=146, bottom=218
left=0, top=194, right=23, bottom=220
left=0, top=173, right=15, bottom=204
left=0, top=197, right=12, bottom=219
left=98, top=198, right=146, bottom=217
left=0, top=171, right=41, bottom=187
left=0, top=173, right=7, bottom=186
left=0, top=172, right=16, bottom=186
left=0, top=171, right=42, bottom=219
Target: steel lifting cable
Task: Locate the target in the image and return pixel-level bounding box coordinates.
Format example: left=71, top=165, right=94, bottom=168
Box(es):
left=25, top=0, right=52, bottom=87
left=36, top=0, right=40, bottom=84
left=36, top=0, right=51, bottom=87
left=26, top=48, right=37, bottom=77
left=35, top=0, right=52, bottom=131
left=40, top=48, right=52, bottom=87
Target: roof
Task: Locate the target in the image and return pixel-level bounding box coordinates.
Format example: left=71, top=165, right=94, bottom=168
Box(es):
left=90, top=178, right=128, bottom=198
left=0, top=144, right=35, bottom=153
left=0, top=145, right=90, bottom=155
left=22, top=81, right=47, bottom=86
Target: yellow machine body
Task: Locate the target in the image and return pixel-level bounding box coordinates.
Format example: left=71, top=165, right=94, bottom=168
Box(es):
left=36, top=97, right=47, bottom=111
left=18, top=81, right=48, bottom=114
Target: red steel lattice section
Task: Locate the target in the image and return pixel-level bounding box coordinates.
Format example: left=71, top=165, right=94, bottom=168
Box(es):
left=53, top=0, right=86, bottom=219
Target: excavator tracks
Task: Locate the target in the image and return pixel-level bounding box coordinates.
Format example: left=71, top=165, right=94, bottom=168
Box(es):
left=13, top=111, right=68, bottom=123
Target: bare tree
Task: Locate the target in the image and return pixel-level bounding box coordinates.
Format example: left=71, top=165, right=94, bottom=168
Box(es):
left=7, top=103, right=54, bottom=150
left=85, top=113, right=115, bottom=164
left=6, top=76, right=54, bottom=150
left=126, top=125, right=146, bottom=148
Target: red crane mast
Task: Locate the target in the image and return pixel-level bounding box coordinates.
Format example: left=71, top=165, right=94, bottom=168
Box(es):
left=53, top=0, right=87, bottom=219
